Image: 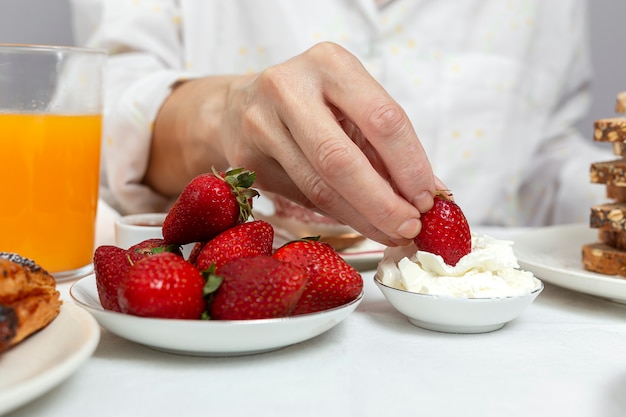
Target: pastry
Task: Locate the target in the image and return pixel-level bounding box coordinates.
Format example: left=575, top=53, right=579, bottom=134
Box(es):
left=0, top=252, right=62, bottom=353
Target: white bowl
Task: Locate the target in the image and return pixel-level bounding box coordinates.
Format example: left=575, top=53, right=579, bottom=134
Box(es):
left=114, top=213, right=167, bottom=249
left=374, top=274, right=543, bottom=334
left=70, top=274, right=363, bottom=356
left=114, top=213, right=193, bottom=258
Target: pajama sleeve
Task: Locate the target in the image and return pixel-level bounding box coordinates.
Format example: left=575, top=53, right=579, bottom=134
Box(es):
left=74, top=0, right=198, bottom=214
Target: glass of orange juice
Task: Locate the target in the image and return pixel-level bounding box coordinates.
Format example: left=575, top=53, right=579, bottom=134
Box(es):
left=0, top=44, right=105, bottom=280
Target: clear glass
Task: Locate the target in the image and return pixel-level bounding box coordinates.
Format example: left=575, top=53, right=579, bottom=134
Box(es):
left=0, top=44, right=106, bottom=281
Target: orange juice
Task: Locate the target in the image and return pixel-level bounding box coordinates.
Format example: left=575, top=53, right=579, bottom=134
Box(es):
left=0, top=113, right=101, bottom=274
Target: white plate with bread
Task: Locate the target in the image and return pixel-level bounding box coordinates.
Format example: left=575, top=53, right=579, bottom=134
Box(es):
left=513, top=223, right=626, bottom=304
left=0, top=252, right=100, bottom=414
left=0, top=303, right=100, bottom=414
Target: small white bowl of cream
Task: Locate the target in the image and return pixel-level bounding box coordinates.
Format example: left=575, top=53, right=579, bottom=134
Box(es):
left=374, top=234, right=543, bottom=334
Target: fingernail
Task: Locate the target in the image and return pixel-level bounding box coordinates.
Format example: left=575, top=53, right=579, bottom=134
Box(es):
left=396, top=218, right=420, bottom=239
left=412, top=191, right=434, bottom=213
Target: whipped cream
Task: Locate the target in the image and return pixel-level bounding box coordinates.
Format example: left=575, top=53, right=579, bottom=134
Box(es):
left=378, top=234, right=540, bottom=298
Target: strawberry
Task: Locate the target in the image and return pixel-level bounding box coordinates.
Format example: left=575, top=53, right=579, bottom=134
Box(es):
left=126, top=238, right=183, bottom=262
left=118, top=252, right=206, bottom=319
left=162, top=168, right=259, bottom=245
left=272, top=239, right=363, bottom=315
left=187, top=241, right=206, bottom=265
left=413, top=191, right=471, bottom=266
left=208, top=255, right=307, bottom=320
left=93, top=245, right=132, bottom=312
left=194, top=220, right=274, bottom=272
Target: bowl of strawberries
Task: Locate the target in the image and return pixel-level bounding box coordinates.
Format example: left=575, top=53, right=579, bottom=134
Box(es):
left=71, top=168, right=364, bottom=356
left=70, top=273, right=363, bottom=356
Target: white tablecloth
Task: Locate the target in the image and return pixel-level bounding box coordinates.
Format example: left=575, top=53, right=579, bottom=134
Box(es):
left=6, top=200, right=626, bottom=417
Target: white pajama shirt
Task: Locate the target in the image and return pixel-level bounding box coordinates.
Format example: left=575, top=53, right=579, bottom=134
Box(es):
left=72, top=0, right=611, bottom=227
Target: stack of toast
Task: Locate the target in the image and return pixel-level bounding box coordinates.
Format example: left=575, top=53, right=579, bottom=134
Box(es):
left=582, top=92, right=626, bottom=277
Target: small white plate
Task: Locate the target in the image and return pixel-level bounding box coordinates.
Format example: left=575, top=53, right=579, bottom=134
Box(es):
left=70, top=274, right=363, bottom=356
left=374, top=274, right=543, bottom=334
left=255, top=211, right=385, bottom=271
left=0, top=303, right=100, bottom=415
left=514, top=223, right=626, bottom=304
left=339, top=238, right=385, bottom=271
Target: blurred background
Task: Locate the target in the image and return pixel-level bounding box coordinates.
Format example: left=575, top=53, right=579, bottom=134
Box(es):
left=0, top=0, right=624, bottom=140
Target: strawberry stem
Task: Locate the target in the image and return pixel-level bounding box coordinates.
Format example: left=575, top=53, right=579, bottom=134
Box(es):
left=212, top=166, right=260, bottom=222
left=434, top=189, right=454, bottom=201
left=224, top=167, right=256, bottom=189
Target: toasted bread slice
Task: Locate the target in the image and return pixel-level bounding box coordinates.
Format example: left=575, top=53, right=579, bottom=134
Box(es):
left=616, top=92, right=626, bottom=114
left=594, top=117, right=626, bottom=143
left=0, top=253, right=61, bottom=353
left=590, top=159, right=626, bottom=185
left=589, top=202, right=626, bottom=231
left=606, top=184, right=626, bottom=202
left=612, top=142, right=626, bottom=157
left=582, top=242, right=626, bottom=277
left=598, top=229, right=626, bottom=250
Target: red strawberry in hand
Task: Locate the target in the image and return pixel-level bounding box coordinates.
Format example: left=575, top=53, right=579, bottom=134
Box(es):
left=272, top=239, right=363, bottom=315
left=208, top=255, right=308, bottom=320
left=163, top=168, right=259, bottom=245
left=93, top=245, right=132, bottom=312
left=194, top=220, right=274, bottom=272
left=413, top=191, right=471, bottom=266
left=118, top=252, right=206, bottom=319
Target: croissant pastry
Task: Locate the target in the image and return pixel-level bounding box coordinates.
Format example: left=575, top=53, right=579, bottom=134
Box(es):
left=0, top=252, right=62, bottom=353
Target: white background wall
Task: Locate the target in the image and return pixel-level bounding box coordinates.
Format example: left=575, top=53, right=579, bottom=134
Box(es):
left=0, top=0, right=624, bottom=140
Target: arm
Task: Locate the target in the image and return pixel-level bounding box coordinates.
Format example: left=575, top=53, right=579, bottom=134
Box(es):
left=148, top=43, right=439, bottom=246
left=72, top=0, right=194, bottom=213
left=73, top=1, right=439, bottom=245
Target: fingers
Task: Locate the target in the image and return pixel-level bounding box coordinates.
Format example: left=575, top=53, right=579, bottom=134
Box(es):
left=232, top=85, right=417, bottom=244
left=267, top=94, right=423, bottom=240
left=305, top=43, right=438, bottom=213
left=434, top=176, right=448, bottom=191
left=225, top=42, right=438, bottom=243
left=258, top=129, right=415, bottom=245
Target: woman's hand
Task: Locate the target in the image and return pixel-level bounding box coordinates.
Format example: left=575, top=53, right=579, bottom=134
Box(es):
left=147, top=42, right=439, bottom=246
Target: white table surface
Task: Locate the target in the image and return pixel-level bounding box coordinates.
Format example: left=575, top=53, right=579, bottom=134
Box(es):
left=5, top=201, right=626, bottom=417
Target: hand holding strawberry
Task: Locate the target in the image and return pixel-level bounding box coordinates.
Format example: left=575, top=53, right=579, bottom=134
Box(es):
left=413, top=191, right=471, bottom=266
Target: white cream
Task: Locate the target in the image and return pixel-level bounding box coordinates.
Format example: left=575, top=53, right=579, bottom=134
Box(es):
left=378, top=234, right=540, bottom=298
